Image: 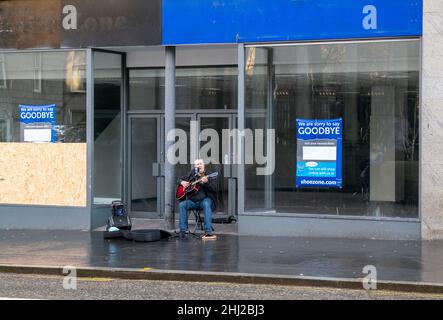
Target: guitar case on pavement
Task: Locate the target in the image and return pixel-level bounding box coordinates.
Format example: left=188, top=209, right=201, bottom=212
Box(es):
left=104, top=229, right=172, bottom=242
left=104, top=201, right=172, bottom=242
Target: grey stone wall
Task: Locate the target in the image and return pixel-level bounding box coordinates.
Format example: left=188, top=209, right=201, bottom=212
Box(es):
left=422, top=1, right=443, bottom=240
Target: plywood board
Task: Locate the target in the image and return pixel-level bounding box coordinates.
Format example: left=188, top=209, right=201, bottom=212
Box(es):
left=0, top=143, right=87, bottom=207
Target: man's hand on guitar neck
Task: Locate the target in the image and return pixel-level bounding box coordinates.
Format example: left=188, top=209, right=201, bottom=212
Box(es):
left=181, top=181, right=190, bottom=188
left=181, top=176, right=207, bottom=188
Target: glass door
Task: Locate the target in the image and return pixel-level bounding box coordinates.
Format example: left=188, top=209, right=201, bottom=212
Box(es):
left=128, top=115, right=163, bottom=218
left=197, top=113, right=237, bottom=217
left=93, top=50, right=124, bottom=205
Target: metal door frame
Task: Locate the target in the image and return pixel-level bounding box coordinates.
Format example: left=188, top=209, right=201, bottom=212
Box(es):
left=125, top=111, right=238, bottom=218
left=127, top=113, right=164, bottom=218
left=197, top=112, right=237, bottom=217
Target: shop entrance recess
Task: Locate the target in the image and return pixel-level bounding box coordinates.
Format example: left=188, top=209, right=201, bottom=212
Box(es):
left=126, top=112, right=237, bottom=219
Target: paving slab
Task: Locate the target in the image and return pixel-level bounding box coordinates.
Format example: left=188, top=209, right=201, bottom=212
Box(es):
left=0, top=227, right=442, bottom=292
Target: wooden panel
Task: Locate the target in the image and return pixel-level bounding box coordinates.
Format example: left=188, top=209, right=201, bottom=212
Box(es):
left=0, top=143, right=86, bottom=207
left=0, top=0, right=162, bottom=49
left=0, top=0, right=61, bottom=49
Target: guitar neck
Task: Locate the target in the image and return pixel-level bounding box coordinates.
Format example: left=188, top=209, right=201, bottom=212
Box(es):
left=191, top=176, right=206, bottom=186
left=190, top=173, right=217, bottom=186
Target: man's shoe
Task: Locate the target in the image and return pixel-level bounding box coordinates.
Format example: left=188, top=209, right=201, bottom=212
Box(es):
left=179, top=231, right=188, bottom=239
left=201, top=233, right=217, bottom=240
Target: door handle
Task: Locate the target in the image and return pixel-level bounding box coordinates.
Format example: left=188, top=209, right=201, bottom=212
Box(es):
left=160, top=162, right=165, bottom=177
left=152, top=163, right=160, bottom=177
left=231, top=165, right=239, bottom=179
left=223, top=164, right=231, bottom=178
left=152, top=162, right=165, bottom=177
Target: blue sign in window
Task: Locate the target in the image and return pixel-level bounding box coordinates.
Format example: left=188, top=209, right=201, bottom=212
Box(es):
left=296, top=118, right=343, bottom=189
left=19, top=104, right=57, bottom=143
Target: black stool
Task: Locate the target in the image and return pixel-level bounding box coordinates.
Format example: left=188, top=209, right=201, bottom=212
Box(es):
left=190, top=208, right=214, bottom=234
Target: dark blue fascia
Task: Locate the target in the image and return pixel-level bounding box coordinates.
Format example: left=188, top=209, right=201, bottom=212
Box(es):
left=162, top=0, right=423, bottom=45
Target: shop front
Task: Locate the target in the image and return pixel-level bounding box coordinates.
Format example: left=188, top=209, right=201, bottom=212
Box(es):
left=0, top=0, right=160, bottom=229
left=1, top=0, right=440, bottom=240
left=162, top=0, right=423, bottom=239
left=239, top=40, right=421, bottom=238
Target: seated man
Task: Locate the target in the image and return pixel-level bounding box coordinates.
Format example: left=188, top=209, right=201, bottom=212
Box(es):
left=178, top=159, right=217, bottom=240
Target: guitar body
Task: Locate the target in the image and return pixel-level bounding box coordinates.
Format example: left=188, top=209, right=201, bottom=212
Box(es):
left=175, top=172, right=218, bottom=201
left=175, top=184, right=200, bottom=201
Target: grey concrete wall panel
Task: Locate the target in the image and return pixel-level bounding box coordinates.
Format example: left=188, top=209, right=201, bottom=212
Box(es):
left=91, top=205, right=111, bottom=230
left=0, top=205, right=89, bottom=230
left=239, top=214, right=420, bottom=240
left=421, top=0, right=443, bottom=240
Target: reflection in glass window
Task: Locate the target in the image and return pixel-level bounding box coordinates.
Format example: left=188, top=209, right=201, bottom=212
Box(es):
left=66, top=51, right=86, bottom=93
left=93, top=52, right=122, bottom=204
left=245, top=40, right=420, bottom=219
left=0, top=53, right=7, bottom=89
left=176, top=67, right=237, bottom=109
left=0, top=50, right=86, bottom=143
left=129, top=69, right=164, bottom=110
left=129, top=66, right=237, bottom=110
left=33, top=53, right=42, bottom=93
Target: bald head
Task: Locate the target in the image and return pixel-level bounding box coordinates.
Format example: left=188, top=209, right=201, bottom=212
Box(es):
left=193, top=159, right=205, bottom=174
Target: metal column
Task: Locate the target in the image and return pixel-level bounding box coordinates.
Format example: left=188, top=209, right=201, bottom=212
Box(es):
left=164, top=46, right=176, bottom=230
left=86, top=49, right=94, bottom=229
left=265, top=48, right=274, bottom=210
left=237, top=44, right=245, bottom=215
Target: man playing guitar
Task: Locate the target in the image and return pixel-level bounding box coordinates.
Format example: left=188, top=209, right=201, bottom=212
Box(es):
left=178, top=159, right=217, bottom=240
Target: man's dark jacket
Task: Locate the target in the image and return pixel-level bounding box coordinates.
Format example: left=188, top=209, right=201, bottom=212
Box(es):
left=179, top=169, right=217, bottom=210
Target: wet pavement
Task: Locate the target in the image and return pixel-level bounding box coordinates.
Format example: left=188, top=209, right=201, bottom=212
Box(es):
left=0, top=228, right=443, bottom=285
left=2, top=273, right=443, bottom=300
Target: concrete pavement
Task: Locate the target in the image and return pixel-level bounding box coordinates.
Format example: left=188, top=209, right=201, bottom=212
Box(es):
left=0, top=226, right=443, bottom=294
left=1, top=272, right=442, bottom=300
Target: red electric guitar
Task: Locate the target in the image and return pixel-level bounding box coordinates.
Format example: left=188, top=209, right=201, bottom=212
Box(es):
left=175, top=172, right=218, bottom=200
